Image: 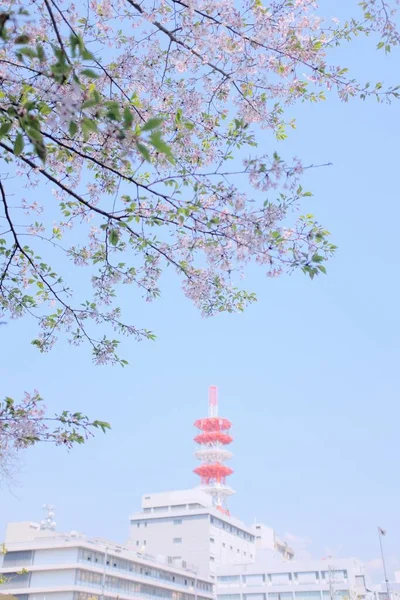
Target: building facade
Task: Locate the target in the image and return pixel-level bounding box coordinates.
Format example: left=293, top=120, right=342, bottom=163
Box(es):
left=128, top=489, right=257, bottom=580
left=0, top=521, right=214, bottom=600
left=216, top=553, right=369, bottom=600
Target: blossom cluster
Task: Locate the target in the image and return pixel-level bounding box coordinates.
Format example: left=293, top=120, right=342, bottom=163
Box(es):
left=0, top=0, right=398, bottom=367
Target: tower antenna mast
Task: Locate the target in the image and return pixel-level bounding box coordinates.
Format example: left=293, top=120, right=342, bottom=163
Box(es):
left=194, top=386, right=234, bottom=515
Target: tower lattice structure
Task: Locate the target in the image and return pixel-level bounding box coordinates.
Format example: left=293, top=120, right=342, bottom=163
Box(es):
left=194, top=386, right=234, bottom=515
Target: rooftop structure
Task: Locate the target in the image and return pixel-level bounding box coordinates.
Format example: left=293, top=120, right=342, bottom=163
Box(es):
left=194, top=387, right=234, bottom=515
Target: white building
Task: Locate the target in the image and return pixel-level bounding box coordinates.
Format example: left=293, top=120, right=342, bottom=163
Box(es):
left=216, top=552, right=369, bottom=600
left=128, top=489, right=257, bottom=580
left=251, top=525, right=294, bottom=561
left=0, top=520, right=214, bottom=600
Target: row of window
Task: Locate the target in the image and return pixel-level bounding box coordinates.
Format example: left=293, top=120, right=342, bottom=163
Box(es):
left=217, top=591, right=351, bottom=600
left=79, top=549, right=212, bottom=591
left=220, top=542, right=253, bottom=559
left=141, top=504, right=203, bottom=514
left=2, top=551, right=33, bottom=568
left=131, top=515, right=207, bottom=528
left=77, top=569, right=209, bottom=600
left=0, top=571, right=31, bottom=589
left=218, top=572, right=348, bottom=586
left=210, top=516, right=255, bottom=542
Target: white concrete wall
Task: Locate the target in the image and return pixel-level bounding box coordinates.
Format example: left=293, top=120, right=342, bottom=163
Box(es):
left=252, top=525, right=275, bottom=551
left=5, top=522, right=41, bottom=543
left=130, top=513, right=210, bottom=575
left=129, top=505, right=256, bottom=579
left=30, top=593, right=74, bottom=600
left=30, top=568, right=76, bottom=588
left=33, top=548, right=79, bottom=565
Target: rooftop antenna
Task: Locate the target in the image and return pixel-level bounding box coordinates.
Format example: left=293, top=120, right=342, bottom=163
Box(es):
left=40, top=504, right=56, bottom=530
left=194, top=386, right=234, bottom=515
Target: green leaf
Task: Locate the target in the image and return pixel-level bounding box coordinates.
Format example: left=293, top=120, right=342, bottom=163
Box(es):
left=82, top=118, right=98, bottom=133
left=0, top=121, right=12, bottom=138
left=109, top=229, right=119, bottom=246
left=311, top=254, right=324, bottom=263
left=14, top=133, right=24, bottom=156
left=17, top=46, right=37, bottom=59
left=149, top=131, right=174, bottom=162
left=141, top=117, right=164, bottom=132
left=123, top=106, right=134, bottom=129
left=69, top=121, right=78, bottom=137
left=25, top=127, right=42, bottom=142
left=81, top=48, right=95, bottom=60
left=80, top=69, right=99, bottom=79
left=136, top=142, right=151, bottom=162
left=34, top=141, right=47, bottom=163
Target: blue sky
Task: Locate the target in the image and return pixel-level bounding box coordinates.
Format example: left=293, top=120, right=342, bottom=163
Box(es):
left=1, top=2, right=399, bottom=587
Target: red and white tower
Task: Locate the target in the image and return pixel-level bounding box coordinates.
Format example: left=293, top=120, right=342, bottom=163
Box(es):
left=194, top=386, right=234, bottom=515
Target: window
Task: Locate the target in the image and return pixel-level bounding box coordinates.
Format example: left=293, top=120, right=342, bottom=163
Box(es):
left=222, top=543, right=226, bottom=548
left=78, top=570, right=102, bottom=586
left=171, top=504, right=187, bottom=511
left=295, top=592, right=321, bottom=600
left=296, top=573, right=318, bottom=584
left=145, top=522, right=147, bottom=527
left=256, top=536, right=262, bottom=540
left=143, top=541, right=147, bottom=546
left=210, top=537, right=215, bottom=543
left=136, top=541, right=139, bottom=546
left=271, top=574, right=291, bottom=585
left=174, top=519, right=183, bottom=525
left=145, top=496, right=150, bottom=499
left=218, top=576, right=240, bottom=584
left=210, top=556, right=215, bottom=562
left=245, top=575, right=265, bottom=586
left=1, top=572, right=31, bottom=589
left=137, top=523, right=140, bottom=528
left=173, top=538, right=182, bottom=544
left=244, top=595, right=265, bottom=600
left=322, top=571, right=347, bottom=582
left=3, top=551, right=33, bottom=567
left=269, top=594, right=293, bottom=600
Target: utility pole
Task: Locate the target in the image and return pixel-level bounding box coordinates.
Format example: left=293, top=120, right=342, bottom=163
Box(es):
left=328, top=565, right=336, bottom=600
left=101, top=547, right=108, bottom=600
left=378, top=528, right=390, bottom=600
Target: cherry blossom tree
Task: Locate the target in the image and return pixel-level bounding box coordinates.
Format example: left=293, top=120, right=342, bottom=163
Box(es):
left=0, top=0, right=399, bottom=469
left=0, top=391, right=110, bottom=482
